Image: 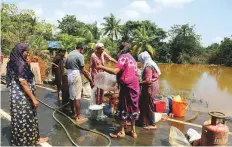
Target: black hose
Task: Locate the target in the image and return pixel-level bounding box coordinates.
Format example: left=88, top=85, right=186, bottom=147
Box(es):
left=38, top=99, right=111, bottom=147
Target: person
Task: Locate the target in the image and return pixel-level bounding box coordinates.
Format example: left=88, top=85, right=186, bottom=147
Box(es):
left=61, top=51, right=70, bottom=110
left=96, top=42, right=140, bottom=138
left=90, top=43, right=117, bottom=105
left=52, top=50, right=65, bottom=102
left=66, top=43, right=94, bottom=121
left=138, top=51, right=161, bottom=130
left=6, top=43, right=48, bottom=146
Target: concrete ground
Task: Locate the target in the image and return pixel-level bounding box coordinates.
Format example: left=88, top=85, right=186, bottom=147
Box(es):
left=1, top=84, right=232, bottom=146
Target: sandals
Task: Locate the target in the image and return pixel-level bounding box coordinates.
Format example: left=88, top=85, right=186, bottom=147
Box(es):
left=110, top=132, right=125, bottom=138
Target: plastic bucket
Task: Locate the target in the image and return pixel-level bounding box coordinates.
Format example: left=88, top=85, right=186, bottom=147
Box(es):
left=172, top=99, right=187, bottom=117
left=88, top=105, right=103, bottom=119
left=154, top=100, right=166, bottom=113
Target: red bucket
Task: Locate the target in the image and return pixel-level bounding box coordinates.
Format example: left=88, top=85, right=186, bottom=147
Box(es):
left=154, top=100, right=166, bottom=113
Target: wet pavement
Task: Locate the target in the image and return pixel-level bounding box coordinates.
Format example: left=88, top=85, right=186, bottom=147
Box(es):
left=1, top=84, right=232, bottom=146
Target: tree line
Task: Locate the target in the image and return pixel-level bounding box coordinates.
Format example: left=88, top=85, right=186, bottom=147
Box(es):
left=1, top=3, right=232, bottom=66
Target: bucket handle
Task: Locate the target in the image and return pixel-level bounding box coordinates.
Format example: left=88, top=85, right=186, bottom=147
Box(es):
left=209, top=111, right=226, bottom=125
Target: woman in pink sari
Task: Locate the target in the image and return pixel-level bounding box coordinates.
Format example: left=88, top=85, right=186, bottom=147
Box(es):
left=138, top=51, right=161, bottom=130
left=97, top=42, right=140, bottom=138
left=90, top=43, right=117, bottom=104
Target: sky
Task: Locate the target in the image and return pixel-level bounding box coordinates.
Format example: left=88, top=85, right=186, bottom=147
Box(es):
left=3, top=0, right=232, bottom=46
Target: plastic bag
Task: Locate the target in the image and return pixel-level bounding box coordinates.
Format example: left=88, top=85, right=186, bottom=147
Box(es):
left=187, top=128, right=201, bottom=143
left=154, top=112, right=162, bottom=122
left=94, top=72, right=117, bottom=91
left=169, top=126, right=191, bottom=146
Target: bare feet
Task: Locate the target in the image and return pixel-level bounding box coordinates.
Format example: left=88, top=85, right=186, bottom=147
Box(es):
left=110, top=131, right=125, bottom=138
left=161, top=114, right=169, bottom=121
left=169, top=113, right=174, bottom=118
left=132, top=132, right=137, bottom=138
left=126, top=131, right=137, bottom=138
left=76, top=116, right=88, bottom=122
left=36, top=137, right=49, bottom=144
left=51, top=90, right=57, bottom=93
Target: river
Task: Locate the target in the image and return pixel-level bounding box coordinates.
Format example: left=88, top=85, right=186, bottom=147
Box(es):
left=158, top=64, right=232, bottom=116
left=97, top=63, right=232, bottom=116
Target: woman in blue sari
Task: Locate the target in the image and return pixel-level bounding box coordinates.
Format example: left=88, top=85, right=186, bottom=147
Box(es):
left=6, top=43, right=48, bottom=146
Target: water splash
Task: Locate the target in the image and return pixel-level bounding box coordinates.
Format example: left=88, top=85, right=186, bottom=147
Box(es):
left=90, top=87, right=96, bottom=105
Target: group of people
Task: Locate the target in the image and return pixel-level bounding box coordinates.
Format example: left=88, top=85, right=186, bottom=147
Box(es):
left=52, top=43, right=117, bottom=121
left=52, top=42, right=162, bottom=138
left=6, top=41, right=161, bottom=146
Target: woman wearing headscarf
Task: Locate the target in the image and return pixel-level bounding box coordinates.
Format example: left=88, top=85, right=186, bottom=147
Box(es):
left=96, top=42, right=140, bottom=138
left=90, top=43, right=117, bottom=105
left=138, top=51, right=161, bottom=130
left=6, top=43, right=48, bottom=146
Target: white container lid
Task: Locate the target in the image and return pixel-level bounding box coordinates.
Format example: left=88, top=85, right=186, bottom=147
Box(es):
left=89, top=105, right=103, bottom=110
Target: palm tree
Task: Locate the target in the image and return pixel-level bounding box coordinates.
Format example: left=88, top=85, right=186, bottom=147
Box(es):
left=132, top=26, right=156, bottom=57
left=86, top=22, right=101, bottom=41
left=101, top=13, right=121, bottom=40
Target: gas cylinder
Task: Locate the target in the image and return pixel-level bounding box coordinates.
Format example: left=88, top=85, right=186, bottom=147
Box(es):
left=201, top=111, right=229, bottom=146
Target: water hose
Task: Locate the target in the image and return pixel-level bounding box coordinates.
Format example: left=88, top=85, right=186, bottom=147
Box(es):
left=37, top=99, right=111, bottom=147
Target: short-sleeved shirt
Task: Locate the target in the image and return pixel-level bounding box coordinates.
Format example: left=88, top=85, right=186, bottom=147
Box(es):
left=66, top=50, right=84, bottom=70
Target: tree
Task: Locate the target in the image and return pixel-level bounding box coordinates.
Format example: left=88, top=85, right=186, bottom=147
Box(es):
left=1, top=3, right=54, bottom=54
left=205, top=43, right=220, bottom=53
left=28, top=35, right=48, bottom=50
left=1, top=3, right=37, bottom=52
left=86, top=22, right=101, bottom=41
left=56, top=33, right=86, bottom=52
left=58, top=15, right=81, bottom=36
left=214, top=37, right=232, bottom=66
left=120, top=20, right=167, bottom=47
left=169, top=24, right=202, bottom=63
left=156, top=43, right=172, bottom=63
left=34, top=20, right=55, bottom=40
left=120, top=21, right=141, bottom=42
left=58, top=15, right=97, bottom=43
left=131, top=26, right=156, bottom=57
left=101, top=13, right=121, bottom=40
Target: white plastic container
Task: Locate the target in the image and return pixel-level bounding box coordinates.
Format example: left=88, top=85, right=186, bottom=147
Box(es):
left=94, top=72, right=117, bottom=91
left=88, top=105, right=103, bottom=119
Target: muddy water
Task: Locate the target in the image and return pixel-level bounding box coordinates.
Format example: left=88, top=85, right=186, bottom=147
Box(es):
left=158, top=64, right=232, bottom=116
left=86, top=63, right=232, bottom=116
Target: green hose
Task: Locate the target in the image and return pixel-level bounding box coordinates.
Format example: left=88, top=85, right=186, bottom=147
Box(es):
left=38, top=99, right=111, bottom=147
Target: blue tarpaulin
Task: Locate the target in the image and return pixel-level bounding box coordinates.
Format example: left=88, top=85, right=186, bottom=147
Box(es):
left=48, top=41, right=63, bottom=50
